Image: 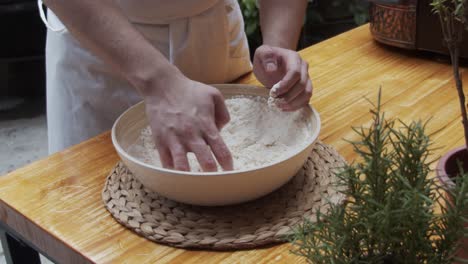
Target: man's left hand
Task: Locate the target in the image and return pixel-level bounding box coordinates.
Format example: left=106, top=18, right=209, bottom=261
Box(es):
left=253, top=44, right=313, bottom=111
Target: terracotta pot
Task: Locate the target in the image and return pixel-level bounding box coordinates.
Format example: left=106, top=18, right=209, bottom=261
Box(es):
left=437, top=146, right=468, bottom=262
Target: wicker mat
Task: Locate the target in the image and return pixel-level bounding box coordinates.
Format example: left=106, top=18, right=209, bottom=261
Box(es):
left=102, top=141, right=346, bottom=250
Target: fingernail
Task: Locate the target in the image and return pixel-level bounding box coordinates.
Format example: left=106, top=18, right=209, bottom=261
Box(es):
left=266, top=62, right=277, bottom=72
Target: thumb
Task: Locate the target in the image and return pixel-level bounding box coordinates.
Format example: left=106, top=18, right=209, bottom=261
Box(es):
left=263, top=58, right=278, bottom=73
left=258, top=45, right=279, bottom=72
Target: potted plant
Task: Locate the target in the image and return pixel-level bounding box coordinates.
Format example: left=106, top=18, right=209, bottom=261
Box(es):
left=289, top=94, right=468, bottom=263
left=432, top=0, right=468, bottom=260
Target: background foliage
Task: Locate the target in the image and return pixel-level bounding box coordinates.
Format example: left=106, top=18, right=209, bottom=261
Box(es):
left=238, top=0, right=369, bottom=51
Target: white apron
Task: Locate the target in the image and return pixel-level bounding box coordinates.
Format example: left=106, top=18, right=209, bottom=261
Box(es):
left=39, top=0, right=252, bottom=154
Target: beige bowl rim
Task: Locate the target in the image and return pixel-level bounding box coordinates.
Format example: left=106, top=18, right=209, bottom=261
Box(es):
left=111, top=85, right=321, bottom=177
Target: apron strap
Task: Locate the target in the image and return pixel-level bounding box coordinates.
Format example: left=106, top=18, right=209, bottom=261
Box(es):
left=37, top=0, right=66, bottom=33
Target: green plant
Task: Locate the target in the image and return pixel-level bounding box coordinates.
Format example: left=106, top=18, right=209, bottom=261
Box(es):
left=238, top=0, right=260, bottom=38
left=431, top=0, right=468, bottom=151
left=238, top=0, right=369, bottom=51
left=289, top=92, right=468, bottom=263
left=306, top=0, right=369, bottom=26
left=238, top=0, right=262, bottom=54
left=349, top=0, right=370, bottom=25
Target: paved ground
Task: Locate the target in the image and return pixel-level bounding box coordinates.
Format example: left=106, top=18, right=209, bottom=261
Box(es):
left=0, top=97, right=53, bottom=263
left=0, top=97, right=48, bottom=175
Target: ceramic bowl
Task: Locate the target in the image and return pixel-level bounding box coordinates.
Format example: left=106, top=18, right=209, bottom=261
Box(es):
left=111, top=84, right=321, bottom=206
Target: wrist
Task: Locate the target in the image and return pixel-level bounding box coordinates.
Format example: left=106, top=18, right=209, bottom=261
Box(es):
left=262, top=36, right=296, bottom=50
left=126, top=61, right=184, bottom=98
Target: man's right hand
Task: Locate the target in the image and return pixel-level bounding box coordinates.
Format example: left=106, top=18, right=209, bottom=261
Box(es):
left=43, top=0, right=233, bottom=172
left=142, top=73, right=234, bottom=172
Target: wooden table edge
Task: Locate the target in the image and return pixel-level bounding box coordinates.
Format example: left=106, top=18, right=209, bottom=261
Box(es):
left=0, top=199, right=93, bottom=264
left=0, top=133, right=115, bottom=264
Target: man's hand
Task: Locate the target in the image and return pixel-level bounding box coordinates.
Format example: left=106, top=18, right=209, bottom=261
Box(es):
left=143, top=75, right=233, bottom=172
left=253, top=45, right=313, bottom=111
left=44, top=0, right=233, bottom=172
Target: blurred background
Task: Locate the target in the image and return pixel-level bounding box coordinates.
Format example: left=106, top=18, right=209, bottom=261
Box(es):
left=240, top=0, right=369, bottom=54
left=0, top=0, right=47, bottom=178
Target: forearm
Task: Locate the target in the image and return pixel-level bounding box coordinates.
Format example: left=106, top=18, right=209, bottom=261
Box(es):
left=43, top=0, right=179, bottom=95
left=258, top=0, right=307, bottom=50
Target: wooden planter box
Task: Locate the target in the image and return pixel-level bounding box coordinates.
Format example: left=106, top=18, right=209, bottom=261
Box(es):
left=369, top=0, right=468, bottom=58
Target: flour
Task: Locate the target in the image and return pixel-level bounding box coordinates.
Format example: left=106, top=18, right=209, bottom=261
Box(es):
left=267, top=82, right=285, bottom=108
left=128, top=96, right=311, bottom=172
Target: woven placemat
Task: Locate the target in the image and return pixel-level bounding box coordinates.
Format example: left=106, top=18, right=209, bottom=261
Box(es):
left=102, top=141, right=346, bottom=250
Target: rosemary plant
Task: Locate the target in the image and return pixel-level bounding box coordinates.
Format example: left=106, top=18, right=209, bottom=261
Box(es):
left=289, top=93, right=468, bottom=263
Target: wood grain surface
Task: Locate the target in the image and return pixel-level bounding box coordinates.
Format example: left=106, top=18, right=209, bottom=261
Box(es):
left=0, top=24, right=466, bottom=263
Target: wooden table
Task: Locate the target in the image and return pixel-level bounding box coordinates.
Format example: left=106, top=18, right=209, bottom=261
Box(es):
left=1, top=24, right=467, bottom=264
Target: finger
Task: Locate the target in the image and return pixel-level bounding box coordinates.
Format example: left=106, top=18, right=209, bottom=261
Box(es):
left=282, top=84, right=312, bottom=111
left=256, top=45, right=279, bottom=72
left=306, top=75, right=313, bottom=100
left=270, top=81, right=281, bottom=97
left=150, top=128, right=174, bottom=169
left=156, top=143, right=174, bottom=169
left=204, top=125, right=234, bottom=171
left=188, top=139, right=218, bottom=172
left=212, top=90, right=231, bottom=130
left=275, top=54, right=302, bottom=97
left=281, top=61, right=309, bottom=104
left=168, top=139, right=190, bottom=171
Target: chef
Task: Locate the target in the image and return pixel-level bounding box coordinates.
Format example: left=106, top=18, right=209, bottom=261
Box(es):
left=39, top=0, right=313, bottom=172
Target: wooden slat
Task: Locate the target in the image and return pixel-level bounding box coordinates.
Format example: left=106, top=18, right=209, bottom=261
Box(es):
left=0, top=24, right=466, bottom=263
